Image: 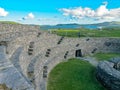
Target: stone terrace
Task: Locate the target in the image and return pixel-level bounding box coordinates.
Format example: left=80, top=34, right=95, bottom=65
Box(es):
left=0, top=23, right=120, bottom=90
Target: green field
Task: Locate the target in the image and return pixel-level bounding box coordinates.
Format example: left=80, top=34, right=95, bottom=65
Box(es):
left=47, top=58, right=106, bottom=90
left=0, top=21, right=20, bottom=24
left=51, top=28, right=120, bottom=37
left=92, top=53, right=120, bottom=61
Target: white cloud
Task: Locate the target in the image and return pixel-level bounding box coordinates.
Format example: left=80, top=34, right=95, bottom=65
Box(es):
left=96, top=4, right=109, bottom=17
left=27, top=13, right=34, bottom=19
left=23, top=13, right=35, bottom=20
left=0, top=7, right=9, bottom=17
left=60, top=2, right=120, bottom=21
left=38, top=18, right=50, bottom=21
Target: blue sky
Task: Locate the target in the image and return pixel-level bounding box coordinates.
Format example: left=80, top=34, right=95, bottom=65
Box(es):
left=0, top=0, right=120, bottom=25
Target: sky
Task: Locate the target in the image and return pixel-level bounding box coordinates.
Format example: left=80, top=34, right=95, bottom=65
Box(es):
left=0, top=0, right=120, bottom=25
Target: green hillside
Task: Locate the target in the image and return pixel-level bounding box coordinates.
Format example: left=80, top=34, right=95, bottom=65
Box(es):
left=0, top=21, right=20, bottom=24
left=51, top=28, right=120, bottom=37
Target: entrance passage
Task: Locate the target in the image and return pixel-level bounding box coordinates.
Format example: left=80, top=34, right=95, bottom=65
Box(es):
left=75, top=49, right=82, bottom=57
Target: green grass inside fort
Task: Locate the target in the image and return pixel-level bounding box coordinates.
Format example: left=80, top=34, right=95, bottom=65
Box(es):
left=92, top=53, right=120, bottom=61
left=47, top=59, right=106, bottom=90
left=51, top=28, right=120, bottom=37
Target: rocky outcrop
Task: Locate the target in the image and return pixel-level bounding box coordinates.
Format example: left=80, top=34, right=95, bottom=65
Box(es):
left=96, top=58, right=120, bottom=90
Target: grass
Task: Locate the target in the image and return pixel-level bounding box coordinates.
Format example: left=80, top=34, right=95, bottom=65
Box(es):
left=0, top=21, right=20, bottom=24
left=0, top=84, right=12, bottom=90
left=47, top=58, right=106, bottom=90
left=51, top=28, right=120, bottom=37
left=92, top=53, right=120, bottom=61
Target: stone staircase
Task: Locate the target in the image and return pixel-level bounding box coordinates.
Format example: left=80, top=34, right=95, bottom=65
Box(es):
left=0, top=46, right=34, bottom=90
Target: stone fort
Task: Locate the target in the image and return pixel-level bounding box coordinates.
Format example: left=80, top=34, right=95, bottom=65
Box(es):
left=0, top=23, right=120, bottom=90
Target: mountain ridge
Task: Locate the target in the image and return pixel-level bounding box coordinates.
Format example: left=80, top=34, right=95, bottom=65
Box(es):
left=40, top=21, right=120, bottom=30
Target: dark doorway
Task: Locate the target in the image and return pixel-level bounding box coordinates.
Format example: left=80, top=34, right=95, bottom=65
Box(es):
left=75, top=49, right=82, bottom=57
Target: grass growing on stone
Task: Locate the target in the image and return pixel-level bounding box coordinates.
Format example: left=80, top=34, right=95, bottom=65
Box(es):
left=0, top=84, right=12, bottom=90
left=51, top=29, right=120, bottom=37
left=93, top=53, right=120, bottom=61
left=47, top=58, right=105, bottom=90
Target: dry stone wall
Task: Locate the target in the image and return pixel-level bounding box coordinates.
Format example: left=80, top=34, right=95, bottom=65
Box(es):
left=0, top=23, right=120, bottom=90
left=0, top=23, right=40, bottom=32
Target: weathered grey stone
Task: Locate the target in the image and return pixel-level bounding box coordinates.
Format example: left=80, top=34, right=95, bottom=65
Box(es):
left=96, top=61, right=120, bottom=90
left=110, top=57, right=120, bottom=63
left=114, top=61, right=120, bottom=71
left=10, top=47, right=23, bottom=72
left=0, top=46, right=34, bottom=90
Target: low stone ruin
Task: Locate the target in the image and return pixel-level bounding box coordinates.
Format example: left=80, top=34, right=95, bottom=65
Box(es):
left=96, top=58, right=120, bottom=90
left=0, top=23, right=120, bottom=90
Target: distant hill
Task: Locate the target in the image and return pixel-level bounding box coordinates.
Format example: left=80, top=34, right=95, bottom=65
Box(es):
left=0, top=21, right=20, bottom=24
left=40, top=21, right=120, bottom=30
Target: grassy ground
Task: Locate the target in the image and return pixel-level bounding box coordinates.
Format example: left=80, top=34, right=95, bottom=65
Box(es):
left=47, top=58, right=106, bottom=90
left=92, top=53, right=120, bottom=61
left=0, top=21, right=20, bottom=24
left=51, top=29, right=120, bottom=37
